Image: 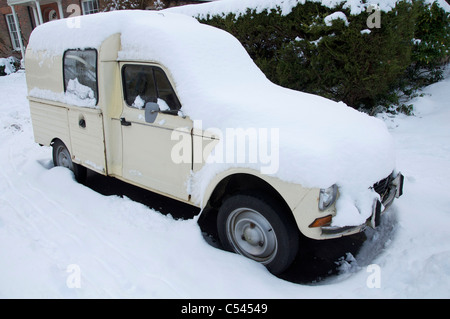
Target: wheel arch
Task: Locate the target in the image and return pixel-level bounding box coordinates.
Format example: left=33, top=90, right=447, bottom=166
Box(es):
left=51, top=137, right=87, bottom=183
left=50, top=137, right=73, bottom=154
left=197, top=170, right=300, bottom=238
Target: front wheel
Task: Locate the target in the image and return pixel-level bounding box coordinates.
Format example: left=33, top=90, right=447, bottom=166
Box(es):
left=52, top=140, right=87, bottom=183
left=217, top=194, right=299, bottom=275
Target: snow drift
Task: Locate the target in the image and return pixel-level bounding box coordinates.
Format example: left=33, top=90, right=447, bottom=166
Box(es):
left=2, top=66, right=450, bottom=299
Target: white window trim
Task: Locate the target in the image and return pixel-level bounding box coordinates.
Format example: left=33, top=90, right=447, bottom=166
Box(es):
left=81, top=0, right=99, bottom=15
left=5, top=13, right=21, bottom=51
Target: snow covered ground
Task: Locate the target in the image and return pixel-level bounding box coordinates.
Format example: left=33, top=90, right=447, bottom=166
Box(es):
left=0, top=69, right=449, bottom=299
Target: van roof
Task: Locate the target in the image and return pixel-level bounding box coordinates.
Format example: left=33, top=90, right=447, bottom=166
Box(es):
left=26, top=9, right=265, bottom=92
left=26, top=9, right=267, bottom=104
left=27, top=10, right=200, bottom=57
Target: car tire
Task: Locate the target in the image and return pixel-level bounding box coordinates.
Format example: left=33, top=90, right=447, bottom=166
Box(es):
left=52, top=140, right=87, bottom=183
left=217, top=193, right=299, bottom=275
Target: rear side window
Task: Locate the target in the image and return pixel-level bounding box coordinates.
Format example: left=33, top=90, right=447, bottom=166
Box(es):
left=63, top=49, right=98, bottom=105
left=122, top=64, right=181, bottom=111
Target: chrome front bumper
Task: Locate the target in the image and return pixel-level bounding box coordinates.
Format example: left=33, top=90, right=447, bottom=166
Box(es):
left=321, top=172, right=404, bottom=236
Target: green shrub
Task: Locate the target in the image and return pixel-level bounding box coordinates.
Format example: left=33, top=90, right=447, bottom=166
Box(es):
left=199, top=0, right=449, bottom=114
left=406, top=1, right=450, bottom=88
left=0, top=65, right=5, bottom=76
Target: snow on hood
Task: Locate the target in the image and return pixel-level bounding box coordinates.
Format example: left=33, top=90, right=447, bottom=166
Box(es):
left=27, top=10, right=396, bottom=226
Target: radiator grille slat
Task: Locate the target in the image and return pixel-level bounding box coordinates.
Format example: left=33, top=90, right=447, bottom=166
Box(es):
left=373, top=175, right=392, bottom=202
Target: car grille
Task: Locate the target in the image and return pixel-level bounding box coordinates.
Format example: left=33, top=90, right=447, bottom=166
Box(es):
left=373, top=174, right=392, bottom=202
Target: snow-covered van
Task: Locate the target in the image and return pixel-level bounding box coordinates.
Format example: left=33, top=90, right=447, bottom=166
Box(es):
left=25, top=10, right=403, bottom=275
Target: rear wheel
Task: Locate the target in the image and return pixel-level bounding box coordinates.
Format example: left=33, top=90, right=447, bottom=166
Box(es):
left=52, top=140, right=87, bottom=183
left=217, top=194, right=299, bottom=275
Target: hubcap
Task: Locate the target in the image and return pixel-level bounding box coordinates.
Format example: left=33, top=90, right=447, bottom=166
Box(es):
left=57, top=146, right=73, bottom=170
left=226, top=208, right=277, bottom=264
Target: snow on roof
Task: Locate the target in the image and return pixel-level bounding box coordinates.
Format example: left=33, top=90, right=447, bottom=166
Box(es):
left=27, top=10, right=197, bottom=55
left=27, top=10, right=397, bottom=226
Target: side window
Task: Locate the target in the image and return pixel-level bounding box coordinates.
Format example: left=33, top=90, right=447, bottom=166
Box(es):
left=122, top=64, right=181, bottom=111
left=122, top=65, right=157, bottom=108
left=63, top=49, right=98, bottom=105
left=154, top=67, right=181, bottom=111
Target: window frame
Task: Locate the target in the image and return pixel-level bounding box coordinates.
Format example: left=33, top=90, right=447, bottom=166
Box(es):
left=121, top=64, right=181, bottom=112
left=62, top=48, right=99, bottom=106
left=5, top=14, right=21, bottom=51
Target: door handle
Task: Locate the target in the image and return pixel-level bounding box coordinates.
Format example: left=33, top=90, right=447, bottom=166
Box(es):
left=120, top=117, right=132, bottom=126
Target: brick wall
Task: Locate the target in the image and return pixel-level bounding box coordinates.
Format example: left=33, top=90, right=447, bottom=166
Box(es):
left=0, top=0, right=35, bottom=58
left=0, top=0, right=86, bottom=58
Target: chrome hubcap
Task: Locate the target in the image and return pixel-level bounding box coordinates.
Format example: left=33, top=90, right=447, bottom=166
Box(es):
left=226, top=208, right=277, bottom=264
left=57, top=146, right=73, bottom=170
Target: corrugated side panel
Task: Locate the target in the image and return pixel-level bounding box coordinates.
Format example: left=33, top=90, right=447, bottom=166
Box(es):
left=29, top=101, right=71, bottom=149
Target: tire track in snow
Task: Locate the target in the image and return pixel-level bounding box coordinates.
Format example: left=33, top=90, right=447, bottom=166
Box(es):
left=4, top=146, right=84, bottom=245
left=0, top=165, right=83, bottom=266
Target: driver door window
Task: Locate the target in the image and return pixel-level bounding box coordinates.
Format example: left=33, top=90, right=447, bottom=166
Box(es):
left=122, top=65, right=181, bottom=111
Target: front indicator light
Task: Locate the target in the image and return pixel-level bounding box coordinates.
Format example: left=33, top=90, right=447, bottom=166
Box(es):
left=309, top=215, right=333, bottom=228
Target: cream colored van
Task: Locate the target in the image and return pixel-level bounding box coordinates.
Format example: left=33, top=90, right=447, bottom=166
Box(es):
left=25, top=10, right=403, bottom=275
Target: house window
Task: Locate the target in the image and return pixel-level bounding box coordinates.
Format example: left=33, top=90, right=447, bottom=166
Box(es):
left=82, top=0, right=99, bottom=15
left=5, top=14, right=21, bottom=51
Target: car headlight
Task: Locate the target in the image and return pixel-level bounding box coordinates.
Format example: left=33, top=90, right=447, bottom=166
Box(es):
left=319, top=184, right=338, bottom=211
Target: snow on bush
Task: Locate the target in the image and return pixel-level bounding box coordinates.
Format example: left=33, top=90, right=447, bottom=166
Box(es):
left=324, top=11, right=349, bottom=26
left=165, top=0, right=450, bottom=18
left=0, top=57, right=19, bottom=76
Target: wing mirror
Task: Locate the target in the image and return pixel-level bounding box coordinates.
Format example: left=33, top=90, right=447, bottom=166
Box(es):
left=144, top=102, right=160, bottom=123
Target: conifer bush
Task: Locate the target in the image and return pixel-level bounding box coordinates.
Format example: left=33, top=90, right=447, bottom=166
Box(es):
left=199, top=0, right=449, bottom=114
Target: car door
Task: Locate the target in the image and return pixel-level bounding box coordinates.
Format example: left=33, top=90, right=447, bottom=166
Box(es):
left=119, top=62, right=192, bottom=201
left=63, top=49, right=107, bottom=174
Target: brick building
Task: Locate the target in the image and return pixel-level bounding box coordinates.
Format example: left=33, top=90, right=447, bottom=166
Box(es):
left=0, top=0, right=211, bottom=59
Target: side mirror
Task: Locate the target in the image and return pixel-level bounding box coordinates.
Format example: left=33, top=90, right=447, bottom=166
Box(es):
left=145, top=102, right=159, bottom=123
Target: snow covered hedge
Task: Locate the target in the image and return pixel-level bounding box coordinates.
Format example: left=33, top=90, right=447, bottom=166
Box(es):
left=169, top=0, right=449, bottom=114
left=0, top=57, right=20, bottom=76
